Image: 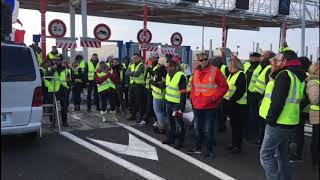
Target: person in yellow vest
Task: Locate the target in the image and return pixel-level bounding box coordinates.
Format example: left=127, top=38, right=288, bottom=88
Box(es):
left=244, top=52, right=262, bottom=140
left=150, top=57, right=167, bottom=134
left=70, top=61, right=84, bottom=111
left=279, top=42, right=292, bottom=53
left=47, top=46, right=63, bottom=61
left=46, top=57, right=72, bottom=127
left=62, top=60, right=71, bottom=108
left=122, top=57, right=130, bottom=108
left=40, top=60, right=51, bottom=106
left=30, top=43, right=43, bottom=66
left=306, top=61, right=319, bottom=166
left=125, top=53, right=145, bottom=121
left=259, top=50, right=307, bottom=180
left=289, top=56, right=312, bottom=162
left=140, top=52, right=160, bottom=125
left=85, top=53, right=101, bottom=112
left=251, top=51, right=275, bottom=145
left=111, top=58, right=126, bottom=113
left=223, top=56, right=247, bottom=153
left=95, top=61, right=116, bottom=122
left=162, top=57, right=187, bottom=149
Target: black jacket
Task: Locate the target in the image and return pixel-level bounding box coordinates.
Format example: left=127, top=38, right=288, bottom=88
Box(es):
left=245, top=61, right=260, bottom=88
left=266, top=66, right=307, bottom=128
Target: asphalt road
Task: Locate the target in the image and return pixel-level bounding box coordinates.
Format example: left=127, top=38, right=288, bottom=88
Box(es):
left=1, top=108, right=319, bottom=180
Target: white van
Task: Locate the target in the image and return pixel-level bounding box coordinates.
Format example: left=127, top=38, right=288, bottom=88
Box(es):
left=1, top=42, right=42, bottom=137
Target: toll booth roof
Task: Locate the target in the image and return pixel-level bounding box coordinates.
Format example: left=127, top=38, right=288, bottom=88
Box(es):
left=21, top=0, right=319, bottom=30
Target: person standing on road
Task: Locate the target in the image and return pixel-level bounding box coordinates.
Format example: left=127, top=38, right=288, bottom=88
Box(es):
left=126, top=54, right=145, bottom=122
left=259, top=50, right=306, bottom=180
left=85, top=53, right=101, bottom=112
left=71, top=61, right=84, bottom=111
left=111, top=58, right=126, bottom=113
left=188, top=52, right=228, bottom=158
left=95, top=61, right=116, bottom=122
left=162, top=56, right=187, bottom=149
left=47, top=46, right=63, bottom=62
left=140, top=52, right=160, bottom=126
left=223, top=56, right=247, bottom=153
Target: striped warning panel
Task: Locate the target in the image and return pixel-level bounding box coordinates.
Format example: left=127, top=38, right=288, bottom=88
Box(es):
left=56, top=38, right=77, bottom=49
left=80, top=38, right=101, bottom=48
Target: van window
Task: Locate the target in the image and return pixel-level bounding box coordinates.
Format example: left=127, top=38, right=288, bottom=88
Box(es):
left=1, top=46, right=36, bottom=82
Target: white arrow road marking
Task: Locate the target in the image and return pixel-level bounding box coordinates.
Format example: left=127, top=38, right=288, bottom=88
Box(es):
left=61, top=131, right=165, bottom=180
left=115, top=122, right=237, bottom=180
left=87, top=133, right=159, bottom=161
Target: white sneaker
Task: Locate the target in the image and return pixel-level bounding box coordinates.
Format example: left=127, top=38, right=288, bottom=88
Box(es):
left=137, top=120, right=147, bottom=126
left=153, top=121, right=158, bottom=127
left=102, top=117, right=107, bottom=122
left=109, top=110, right=116, bottom=114
left=100, top=111, right=107, bottom=115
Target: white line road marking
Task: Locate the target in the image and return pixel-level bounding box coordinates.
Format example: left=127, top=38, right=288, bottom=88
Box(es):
left=88, top=133, right=159, bottom=161
left=116, top=122, right=237, bottom=180
left=60, top=131, right=165, bottom=180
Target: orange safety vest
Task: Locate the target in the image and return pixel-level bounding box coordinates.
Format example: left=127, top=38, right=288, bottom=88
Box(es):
left=192, top=65, right=219, bottom=97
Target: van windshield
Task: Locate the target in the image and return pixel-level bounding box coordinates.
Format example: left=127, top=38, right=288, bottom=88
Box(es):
left=1, top=45, right=36, bottom=82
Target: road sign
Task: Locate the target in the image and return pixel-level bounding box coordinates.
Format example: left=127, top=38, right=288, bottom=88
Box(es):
left=48, top=19, right=67, bottom=38
left=88, top=133, right=158, bottom=161
left=170, top=32, right=183, bottom=46
left=93, top=23, right=111, bottom=41
left=137, top=28, right=152, bottom=44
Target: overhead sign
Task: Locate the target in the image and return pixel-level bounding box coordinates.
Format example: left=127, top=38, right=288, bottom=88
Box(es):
left=48, top=19, right=67, bottom=38
left=80, top=37, right=101, bottom=48
left=88, top=133, right=158, bottom=161
left=170, top=32, right=183, bottom=46
left=137, top=28, right=152, bottom=44
left=94, top=23, right=111, bottom=41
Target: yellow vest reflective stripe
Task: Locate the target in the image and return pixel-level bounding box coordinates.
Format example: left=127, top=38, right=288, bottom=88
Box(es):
left=248, top=64, right=262, bottom=92
left=59, top=70, right=69, bottom=89
left=165, top=71, right=185, bottom=103
left=146, top=65, right=159, bottom=89
left=220, top=64, right=227, bottom=79
left=96, top=71, right=115, bottom=93
left=130, top=63, right=145, bottom=85
left=88, top=61, right=99, bottom=81
left=120, top=69, right=124, bottom=82
left=151, top=76, right=165, bottom=99
left=310, top=80, right=320, bottom=111
left=224, top=71, right=247, bottom=105
left=259, top=70, right=305, bottom=125
left=243, top=61, right=251, bottom=74
left=187, top=75, right=192, bottom=92
left=253, top=65, right=271, bottom=94
left=79, top=60, right=86, bottom=71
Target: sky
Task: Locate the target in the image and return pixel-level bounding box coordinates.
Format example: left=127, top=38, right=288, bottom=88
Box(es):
left=17, top=8, right=319, bottom=60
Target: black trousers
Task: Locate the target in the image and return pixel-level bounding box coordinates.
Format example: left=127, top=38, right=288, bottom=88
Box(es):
left=247, top=92, right=260, bottom=140
left=144, top=89, right=154, bottom=121
left=218, top=100, right=228, bottom=130
left=130, top=84, right=145, bottom=119
left=47, top=89, right=68, bottom=123
left=230, top=103, right=247, bottom=149
left=87, top=80, right=100, bottom=110
left=72, top=83, right=82, bottom=106
left=115, top=84, right=126, bottom=111
left=166, top=102, right=185, bottom=144
left=99, top=90, right=116, bottom=112
left=311, top=124, right=319, bottom=165
left=258, top=116, right=267, bottom=143
left=123, top=83, right=129, bottom=107
left=294, top=112, right=308, bottom=156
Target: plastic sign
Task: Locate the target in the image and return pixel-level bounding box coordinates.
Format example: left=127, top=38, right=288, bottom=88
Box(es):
left=137, top=28, right=152, bottom=44
left=94, top=24, right=111, bottom=41
left=48, top=19, right=67, bottom=38
left=170, top=32, right=183, bottom=46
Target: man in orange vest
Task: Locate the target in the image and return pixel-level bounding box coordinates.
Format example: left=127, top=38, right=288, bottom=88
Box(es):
left=188, top=52, right=229, bottom=158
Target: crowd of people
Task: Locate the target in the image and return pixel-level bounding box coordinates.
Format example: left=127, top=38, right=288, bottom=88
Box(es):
left=30, top=43, right=319, bottom=180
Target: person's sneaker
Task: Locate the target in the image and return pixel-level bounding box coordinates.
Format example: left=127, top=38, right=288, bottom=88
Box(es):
left=153, top=121, right=158, bottom=127
left=137, top=120, right=147, bottom=126
left=100, top=111, right=107, bottom=115
left=187, top=146, right=202, bottom=154
left=289, top=153, right=303, bottom=162
left=231, top=147, right=242, bottom=154
left=203, top=152, right=215, bottom=159
left=102, top=117, right=107, bottom=122
left=162, top=139, right=174, bottom=145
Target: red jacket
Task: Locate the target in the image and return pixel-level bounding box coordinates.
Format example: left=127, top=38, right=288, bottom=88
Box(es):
left=95, top=69, right=115, bottom=92
left=190, top=65, right=228, bottom=109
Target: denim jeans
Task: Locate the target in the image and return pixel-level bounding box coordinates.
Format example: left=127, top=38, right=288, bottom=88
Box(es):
left=193, top=109, right=217, bottom=152
left=260, top=124, right=294, bottom=180
left=153, top=98, right=165, bottom=129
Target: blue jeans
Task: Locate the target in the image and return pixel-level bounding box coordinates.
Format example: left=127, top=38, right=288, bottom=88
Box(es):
left=260, top=124, right=294, bottom=180
left=153, top=98, right=165, bottom=129
left=193, top=109, right=217, bottom=152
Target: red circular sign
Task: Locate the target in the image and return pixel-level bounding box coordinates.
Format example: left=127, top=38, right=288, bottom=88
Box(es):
left=137, top=29, right=152, bottom=44
left=48, top=19, right=67, bottom=38
left=170, top=32, right=183, bottom=46
left=94, top=24, right=111, bottom=41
